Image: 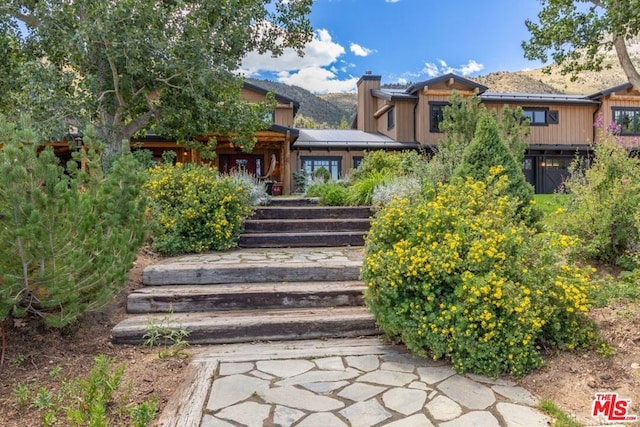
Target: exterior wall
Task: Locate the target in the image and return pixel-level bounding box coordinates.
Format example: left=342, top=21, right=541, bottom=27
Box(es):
left=376, top=101, right=415, bottom=141
left=240, top=87, right=295, bottom=128
left=356, top=75, right=382, bottom=133
left=415, top=94, right=450, bottom=147
left=484, top=102, right=597, bottom=146
left=597, top=92, right=640, bottom=148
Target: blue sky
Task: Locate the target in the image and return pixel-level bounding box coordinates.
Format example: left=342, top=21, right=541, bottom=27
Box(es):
left=241, top=0, right=548, bottom=93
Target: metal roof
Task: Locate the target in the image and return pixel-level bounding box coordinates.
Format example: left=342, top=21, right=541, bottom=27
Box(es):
left=372, top=88, right=418, bottom=101
left=480, top=92, right=599, bottom=105
left=293, top=129, right=420, bottom=149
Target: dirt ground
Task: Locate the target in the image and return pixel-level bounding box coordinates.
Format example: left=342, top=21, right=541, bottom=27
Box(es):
left=0, top=251, right=639, bottom=426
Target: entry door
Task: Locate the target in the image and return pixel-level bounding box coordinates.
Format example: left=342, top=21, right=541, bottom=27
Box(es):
left=219, top=154, right=263, bottom=176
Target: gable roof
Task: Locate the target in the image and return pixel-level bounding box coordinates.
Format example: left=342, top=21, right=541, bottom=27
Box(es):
left=588, top=82, right=633, bottom=100
left=405, top=73, right=489, bottom=95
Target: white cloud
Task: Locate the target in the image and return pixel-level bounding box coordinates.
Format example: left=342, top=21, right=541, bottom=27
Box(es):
left=240, top=28, right=345, bottom=75
left=385, top=0, right=401, bottom=3
left=422, top=59, right=484, bottom=77
left=277, top=67, right=359, bottom=94
left=350, top=43, right=375, bottom=57
left=240, top=28, right=361, bottom=93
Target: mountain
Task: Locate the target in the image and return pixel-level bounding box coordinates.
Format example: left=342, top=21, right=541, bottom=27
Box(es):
left=246, top=78, right=352, bottom=127
left=250, top=56, right=636, bottom=128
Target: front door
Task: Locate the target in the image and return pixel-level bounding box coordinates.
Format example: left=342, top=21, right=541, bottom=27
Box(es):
left=218, top=154, right=263, bottom=176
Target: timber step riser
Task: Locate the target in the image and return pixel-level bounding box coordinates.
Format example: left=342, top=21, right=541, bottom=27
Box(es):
left=112, top=308, right=378, bottom=345
left=142, top=263, right=363, bottom=285
left=252, top=206, right=372, bottom=220
left=243, top=218, right=371, bottom=233
left=238, top=232, right=366, bottom=248
left=127, top=282, right=366, bottom=313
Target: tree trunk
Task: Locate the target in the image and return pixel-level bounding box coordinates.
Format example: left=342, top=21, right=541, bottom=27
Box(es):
left=613, top=36, right=640, bottom=90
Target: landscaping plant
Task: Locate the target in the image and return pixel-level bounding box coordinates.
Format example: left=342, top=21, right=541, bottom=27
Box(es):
left=144, top=162, right=257, bottom=255
left=0, top=115, right=147, bottom=328
left=362, top=169, right=597, bottom=377
left=558, top=117, right=640, bottom=266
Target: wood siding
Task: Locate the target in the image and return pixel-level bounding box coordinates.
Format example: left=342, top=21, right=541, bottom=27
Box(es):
left=597, top=93, right=640, bottom=148
left=484, top=102, right=597, bottom=146
left=356, top=75, right=382, bottom=133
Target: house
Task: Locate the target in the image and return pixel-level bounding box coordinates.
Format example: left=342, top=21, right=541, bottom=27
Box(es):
left=49, top=73, right=640, bottom=195
left=354, top=72, right=640, bottom=193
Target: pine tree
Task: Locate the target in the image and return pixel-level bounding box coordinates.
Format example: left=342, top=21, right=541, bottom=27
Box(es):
left=0, top=115, right=147, bottom=327
left=454, top=114, right=540, bottom=225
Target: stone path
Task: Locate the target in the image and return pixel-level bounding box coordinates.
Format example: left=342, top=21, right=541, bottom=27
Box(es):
left=156, top=338, right=551, bottom=427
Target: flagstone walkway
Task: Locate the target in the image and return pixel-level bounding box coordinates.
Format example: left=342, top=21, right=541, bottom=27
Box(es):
left=156, top=338, right=551, bottom=427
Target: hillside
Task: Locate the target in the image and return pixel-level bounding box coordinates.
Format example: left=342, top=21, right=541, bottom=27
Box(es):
left=246, top=78, right=352, bottom=127
left=248, top=56, right=636, bottom=128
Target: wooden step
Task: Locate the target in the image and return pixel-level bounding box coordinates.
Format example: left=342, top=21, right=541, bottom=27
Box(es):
left=243, top=218, right=370, bottom=233
left=252, top=206, right=372, bottom=220
left=143, top=260, right=363, bottom=285
left=238, top=231, right=366, bottom=248
left=268, top=197, right=319, bottom=207
left=111, top=306, right=379, bottom=345
left=127, top=281, right=366, bottom=313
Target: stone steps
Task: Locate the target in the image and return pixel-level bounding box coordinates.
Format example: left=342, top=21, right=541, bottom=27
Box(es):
left=240, top=201, right=371, bottom=248
left=111, top=197, right=378, bottom=345
left=126, top=281, right=366, bottom=313
left=112, top=306, right=377, bottom=345
left=243, top=218, right=371, bottom=233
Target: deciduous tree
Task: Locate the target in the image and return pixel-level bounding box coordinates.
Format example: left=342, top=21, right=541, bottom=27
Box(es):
left=522, top=0, right=640, bottom=89
left=0, top=0, right=312, bottom=154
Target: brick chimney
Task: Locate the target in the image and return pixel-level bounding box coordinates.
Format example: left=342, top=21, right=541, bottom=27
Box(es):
left=356, top=72, right=381, bottom=133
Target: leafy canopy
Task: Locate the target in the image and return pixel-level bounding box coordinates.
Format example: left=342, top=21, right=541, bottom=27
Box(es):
left=522, top=0, right=640, bottom=89
left=0, top=0, right=313, bottom=152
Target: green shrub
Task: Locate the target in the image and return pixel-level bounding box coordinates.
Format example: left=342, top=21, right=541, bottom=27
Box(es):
left=362, top=171, right=597, bottom=377
left=144, top=163, right=255, bottom=255
left=0, top=116, right=147, bottom=327
left=305, top=181, right=349, bottom=206
left=313, top=166, right=331, bottom=183
left=347, top=169, right=393, bottom=206
left=558, top=127, right=640, bottom=265
left=455, top=114, right=540, bottom=225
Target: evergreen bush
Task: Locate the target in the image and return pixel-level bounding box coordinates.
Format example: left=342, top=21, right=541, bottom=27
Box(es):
left=454, top=114, right=540, bottom=225
left=362, top=170, right=597, bottom=377
left=0, top=116, right=147, bottom=327
left=305, top=181, right=349, bottom=206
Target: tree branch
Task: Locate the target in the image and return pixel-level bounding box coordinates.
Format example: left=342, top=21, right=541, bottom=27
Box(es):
left=613, top=36, right=640, bottom=90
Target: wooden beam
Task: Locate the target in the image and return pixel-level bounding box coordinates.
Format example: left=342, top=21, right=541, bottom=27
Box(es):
left=373, top=102, right=393, bottom=119
left=608, top=94, right=640, bottom=101
left=421, top=89, right=476, bottom=96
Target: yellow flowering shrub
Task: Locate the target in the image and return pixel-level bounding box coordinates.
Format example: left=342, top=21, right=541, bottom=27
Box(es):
left=362, top=170, right=597, bottom=377
left=144, top=163, right=254, bottom=255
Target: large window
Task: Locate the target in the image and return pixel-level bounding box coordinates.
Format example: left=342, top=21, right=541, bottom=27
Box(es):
left=301, top=156, right=341, bottom=180
left=429, top=102, right=448, bottom=133
left=522, top=108, right=558, bottom=126
left=612, top=107, right=640, bottom=135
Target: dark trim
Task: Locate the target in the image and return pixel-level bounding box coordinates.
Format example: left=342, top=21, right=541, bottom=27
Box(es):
left=611, top=106, right=640, bottom=136
left=406, top=73, right=488, bottom=95
left=429, top=101, right=449, bottom=133
left=589, top=82, right=633, bottom=99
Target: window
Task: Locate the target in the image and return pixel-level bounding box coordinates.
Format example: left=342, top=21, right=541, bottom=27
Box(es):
left=612, top=107, right=640, bottom=135
left=353, top=156, right=364, bottom=169
left=522, top=108, right=558, bottom=126
left=429, top=102, right=448, bottom=133
left=387, top=107, right=395, bottom=130
left=301, top=156, right=342, bottom=180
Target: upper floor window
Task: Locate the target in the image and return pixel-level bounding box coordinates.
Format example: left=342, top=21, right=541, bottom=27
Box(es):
left=522, top=108, right=558, bottom=126
left=429, top=102, right=448, bottom=133
left=612, top=107, right=640, bottom=135
left=387, top=107, right=395, bottom=130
